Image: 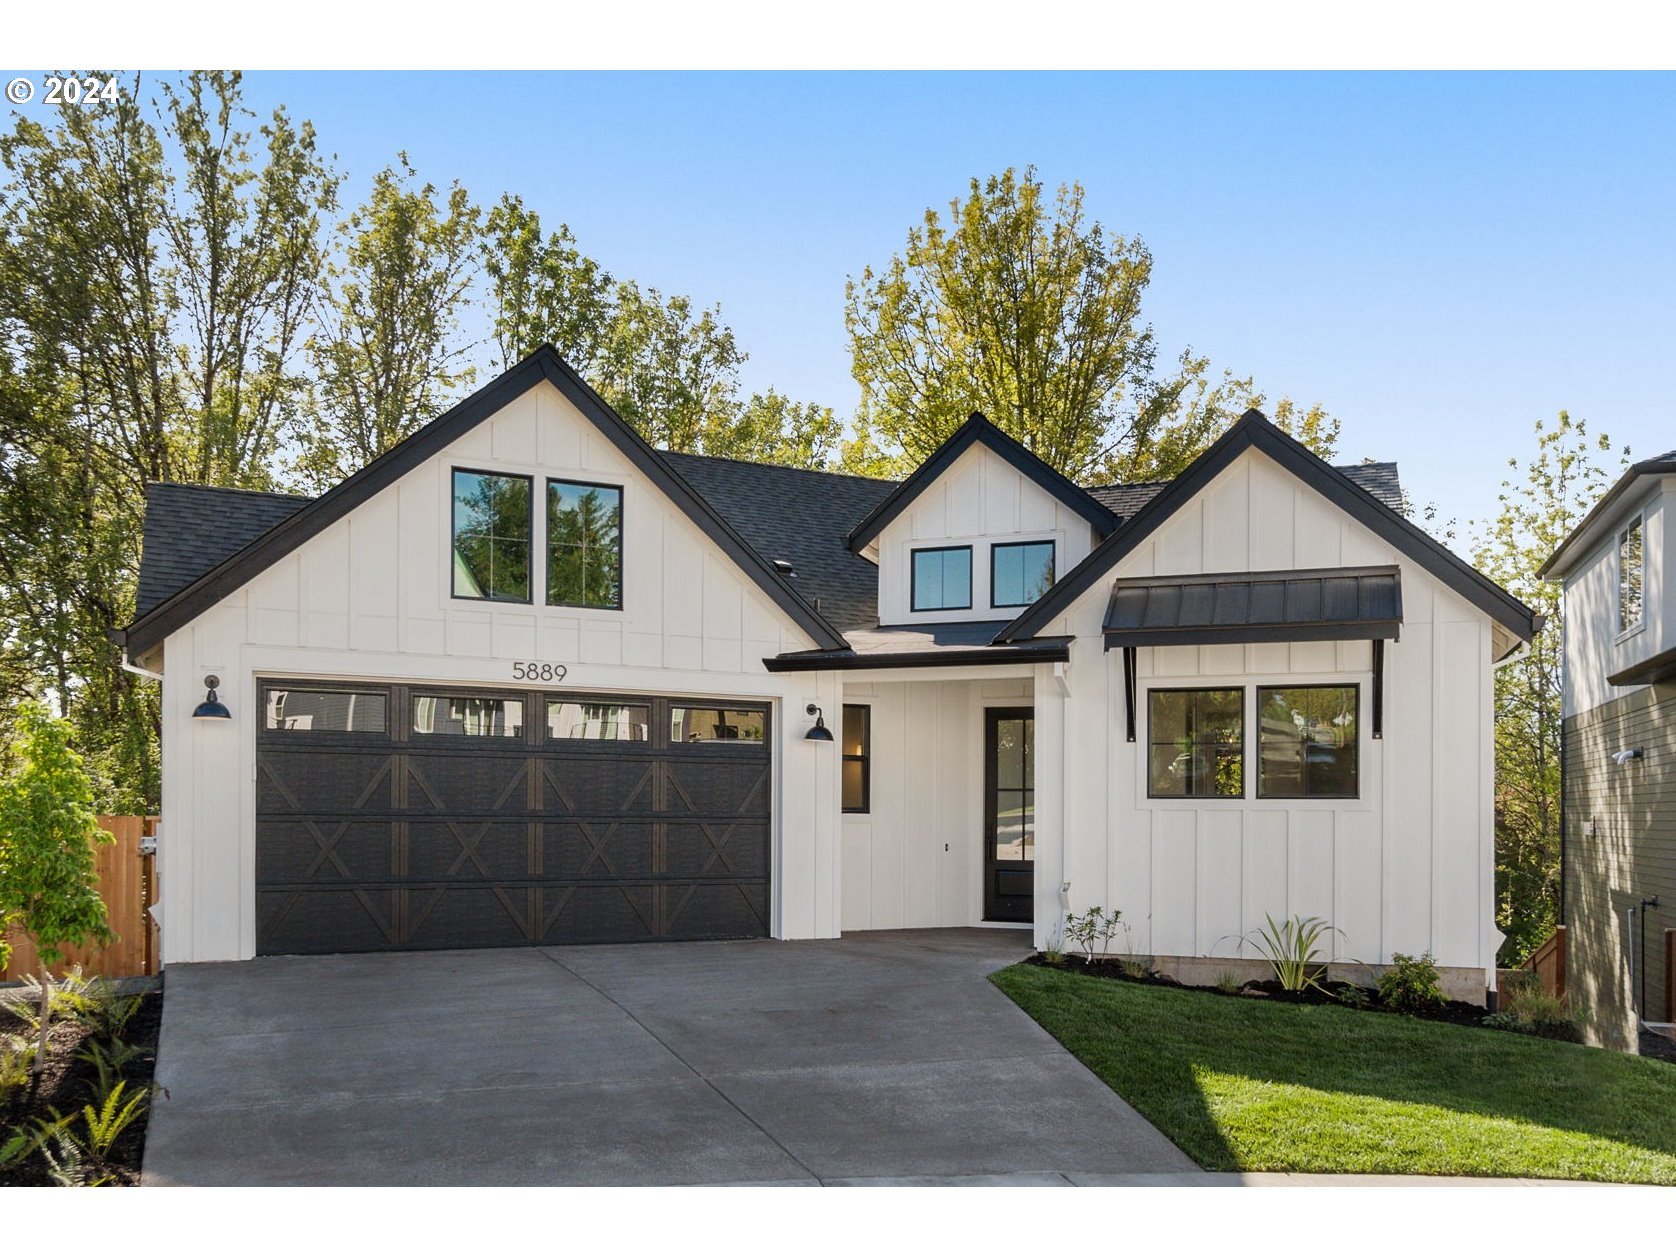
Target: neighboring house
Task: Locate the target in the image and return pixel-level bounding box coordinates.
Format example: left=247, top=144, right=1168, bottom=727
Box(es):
left=119, top=347, right=1536, bottom=1001
left=1540, top=450, right=1676, bottom=1049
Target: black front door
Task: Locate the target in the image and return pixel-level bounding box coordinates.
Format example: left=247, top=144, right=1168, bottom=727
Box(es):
left=984, top=707, right=1034, bottom=923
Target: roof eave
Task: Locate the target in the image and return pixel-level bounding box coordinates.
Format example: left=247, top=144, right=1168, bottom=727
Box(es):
left=845, top=413, right=1117, bottom=553
left=1538, top=459, right=1676, bottom=582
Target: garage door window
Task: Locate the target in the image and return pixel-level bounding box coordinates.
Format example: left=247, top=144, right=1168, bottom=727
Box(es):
left=452, top=469, right=532, bottom=603
left=264, top=687, right=387, bottom=733
left=413, top=695, right=525, bottom=737
left=671, top=706, right=766, bottom=743
left=548, top=700, right=650, bottom=741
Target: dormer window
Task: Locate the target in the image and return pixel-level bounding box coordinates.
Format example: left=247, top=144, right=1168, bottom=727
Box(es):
left=911, top=546, right=972, bottom=612
left=1618, top=516, right=1643, bottom=636
left=991, top=540, right=1055, bottom=608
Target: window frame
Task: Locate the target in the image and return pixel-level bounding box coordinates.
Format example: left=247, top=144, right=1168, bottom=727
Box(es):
left=545, top=476, right=625, bottom=612
left=841, top=703, right=871, bottom=814
left=1254, top=683, right=1361, bottom=801
left=989, top=539, right=1057, bottom=609
left=1145, top=685, right=1246, bottom=801
left=1616, top=512, right=1645, bottom=640
left=450, top=466, right=535, bottom=605
left=909, top=544, right=974, bottom=612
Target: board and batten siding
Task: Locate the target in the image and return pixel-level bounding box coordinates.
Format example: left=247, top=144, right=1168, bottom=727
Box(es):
left=1032, top=446, right=1499, bottom=982
left=873, top=443, right=1098, bottom=624
left=1563, top=683, right=1676, bottom=1049
left=838, top=676, right=1032, bottom=931
left=157, top=378, right=844, bottom=964
left=1561, top=480, right=1672, bottom=719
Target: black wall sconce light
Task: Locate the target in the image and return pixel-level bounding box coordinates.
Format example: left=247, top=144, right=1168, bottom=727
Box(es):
left=804, top=702, right=834, bottom=742
left=193, top=674, right=232, bottom=721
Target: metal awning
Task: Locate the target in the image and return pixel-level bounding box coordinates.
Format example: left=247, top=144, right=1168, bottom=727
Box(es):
left=1103, top=566, right=1403, bottom=649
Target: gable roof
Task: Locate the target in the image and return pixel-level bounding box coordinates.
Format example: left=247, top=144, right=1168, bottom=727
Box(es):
left=1537, top=448, right=1676, bottom=581
left=994, top=409, right=1539, bottom=649
left=118, top=345, right=853, bottom=658
left=845, top=412, right=1118, bottom=553
left=1087, top=461, right=1404, bottom=519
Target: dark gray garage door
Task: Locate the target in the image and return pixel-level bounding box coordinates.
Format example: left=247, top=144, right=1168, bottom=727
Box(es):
left=255, top=680, right=771, bottom=955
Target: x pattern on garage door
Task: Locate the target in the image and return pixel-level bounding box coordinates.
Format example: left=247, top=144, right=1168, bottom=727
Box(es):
left=255, top=681, right=771, bottom=954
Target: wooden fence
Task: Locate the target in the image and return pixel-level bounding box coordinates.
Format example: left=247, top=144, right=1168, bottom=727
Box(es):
left=1, top=815, right=159, bottom=981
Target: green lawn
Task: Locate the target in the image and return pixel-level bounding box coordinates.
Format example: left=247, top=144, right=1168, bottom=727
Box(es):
left=992, top=962, right=1676, bottom=1183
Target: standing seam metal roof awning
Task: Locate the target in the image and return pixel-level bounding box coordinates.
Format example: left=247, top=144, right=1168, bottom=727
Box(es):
left=1103, top=566, right=1403, bottom=649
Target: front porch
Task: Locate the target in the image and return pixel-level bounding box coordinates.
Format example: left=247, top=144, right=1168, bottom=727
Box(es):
left=835, top=665, right=1049, bottom=935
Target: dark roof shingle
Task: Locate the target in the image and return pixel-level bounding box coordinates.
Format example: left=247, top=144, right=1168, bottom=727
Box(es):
left=136, top=483, right=310, bottom=617
left=1087, top=461, right=1403, bottom=519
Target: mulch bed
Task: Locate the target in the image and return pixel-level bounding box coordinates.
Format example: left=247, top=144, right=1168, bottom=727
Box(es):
left=1642, top=1026, right=1676, bottom=1066
left=0, top=990, right=163, bottom=1187
left=1022, top=953, right=1551, bottom=1036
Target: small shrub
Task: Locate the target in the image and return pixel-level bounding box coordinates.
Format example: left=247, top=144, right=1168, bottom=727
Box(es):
left=1335, top=984, right=1372, bottom=1010
left=1118, top=956, right=1154, bottom=981
left=1213, top=970, right=1243, bottom=995
left=1039, top=945, right=1065, bottom=965
left=1485, top=970, right=1582, bottom=1041
left=1064, top=907, right=1123, bottom=964
left=1378, top=952, right=1445, bottom=1013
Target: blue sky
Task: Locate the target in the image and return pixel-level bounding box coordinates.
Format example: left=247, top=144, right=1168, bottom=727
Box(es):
left=24, top=70, right=1676, bottom=532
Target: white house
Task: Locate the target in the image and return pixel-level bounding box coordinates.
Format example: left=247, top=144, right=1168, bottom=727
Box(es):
left=121, top=347, right=1536, bottom=1000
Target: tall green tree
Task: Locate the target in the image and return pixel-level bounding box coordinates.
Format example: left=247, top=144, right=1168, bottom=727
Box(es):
left=0, top=701, right=111, bottom=1070
left=480, top=197, right=839, bottom=466
left=0, top=72, right=334, bottom=809
left=1471, top=412, right=1625, bottom=964
left=845, top=167, right=1338, bottom=482
left=300, top=157, right=479, bottom=487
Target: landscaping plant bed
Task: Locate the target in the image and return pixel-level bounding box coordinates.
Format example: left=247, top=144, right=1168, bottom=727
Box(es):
left=1023, top=952, right=1572, bottom=1038
left=1, top=984, right=163, bottom=1186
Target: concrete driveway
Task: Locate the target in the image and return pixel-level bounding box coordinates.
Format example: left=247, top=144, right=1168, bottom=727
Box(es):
left=142, top=928, right=1196, bottom=1185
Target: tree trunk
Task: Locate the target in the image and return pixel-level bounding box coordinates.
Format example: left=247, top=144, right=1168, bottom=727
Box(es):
left=32, top=963, right=52, bottom=1076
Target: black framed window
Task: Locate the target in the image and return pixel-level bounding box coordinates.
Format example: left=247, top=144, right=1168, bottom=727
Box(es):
left=1257, top=686, right=1358, bottom=799
left=412, top=694, right=525, bottom=738
left=1619, top=516, right=1644, bottom=634
left=263, top=687, right=387, bottom=733
left=911, top=545, right=972, bottom=611
left=1148, top=687, right=1243, bottom=798
left=991, top=540, right=1056, bottom=608
left=451, top=469, right=532, bottom=602
left=548, top=479, right=623, bottom=610
left=841, top=705, right=870, bottom=813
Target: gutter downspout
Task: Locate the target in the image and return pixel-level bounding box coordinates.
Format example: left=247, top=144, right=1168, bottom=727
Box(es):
left=119, top=649, right=165, bottom=684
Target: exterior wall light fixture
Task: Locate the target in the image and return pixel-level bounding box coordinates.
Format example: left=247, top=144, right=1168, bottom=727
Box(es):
left=193, top=674, right=232, bottom=721
left=804, top=703, right=834, bottom=742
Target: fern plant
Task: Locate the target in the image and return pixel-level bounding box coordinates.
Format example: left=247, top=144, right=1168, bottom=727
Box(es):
left=75, top=1080, right=152, bottom=1158
left=77, top=1038, right=144, bottom=1098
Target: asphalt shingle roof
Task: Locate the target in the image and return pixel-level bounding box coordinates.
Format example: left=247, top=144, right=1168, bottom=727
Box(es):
left=1087, top=461, right=1403, bottom=519
left=134, top=452, right=1406, bottom=634
left=135, top=483, right=311, bottom=616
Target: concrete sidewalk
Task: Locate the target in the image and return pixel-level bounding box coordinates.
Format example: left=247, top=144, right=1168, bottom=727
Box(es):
left=142, top=929, right=1196, bottom=1186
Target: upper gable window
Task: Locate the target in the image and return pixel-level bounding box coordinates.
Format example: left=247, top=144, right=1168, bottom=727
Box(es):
left=547, top=479, right=623, bottom=610
left=452, top=469, right=532, bottom=602
left=991, top=540, right=1055, bottom=608
left=911, top=546, right=973, bottom=612
left=1618, top=517, right=1644, bottom=635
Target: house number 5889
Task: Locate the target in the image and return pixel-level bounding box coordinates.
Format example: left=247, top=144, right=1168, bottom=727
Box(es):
left=512, top=662, right=568, bottom=683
